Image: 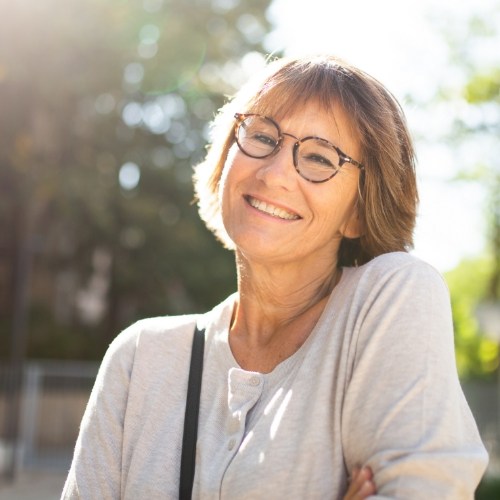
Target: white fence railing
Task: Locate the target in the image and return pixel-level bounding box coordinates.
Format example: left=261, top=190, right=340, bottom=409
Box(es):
left=0, top=361, right=98, bottom=475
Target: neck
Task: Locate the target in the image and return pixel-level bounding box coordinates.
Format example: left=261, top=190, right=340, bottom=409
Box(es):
left=228, top=252, right=340, bottom=372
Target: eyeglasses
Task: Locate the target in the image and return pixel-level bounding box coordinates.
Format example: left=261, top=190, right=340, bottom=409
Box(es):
left=233, top=113, right=364, bottom=183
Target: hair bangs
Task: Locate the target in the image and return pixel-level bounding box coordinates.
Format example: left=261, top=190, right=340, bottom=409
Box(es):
left=244, top=61, right=343, bottom=121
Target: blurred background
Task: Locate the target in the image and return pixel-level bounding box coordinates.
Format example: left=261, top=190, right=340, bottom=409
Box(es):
left=0, top=0, right=499, bottom=497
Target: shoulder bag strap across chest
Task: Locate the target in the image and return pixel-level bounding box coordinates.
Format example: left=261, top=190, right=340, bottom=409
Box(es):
left=179, top=324, right=205, bottom=500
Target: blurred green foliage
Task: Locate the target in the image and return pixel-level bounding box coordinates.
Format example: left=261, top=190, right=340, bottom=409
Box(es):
left=438, top=5, right=500, bottom=380
left=0, top=0, right=274, bottom=360
left=445, top=257, right=499, bottom=379
left=464, top=68, right=500, bottom=104
left=463, top=65, right=500, bottom=314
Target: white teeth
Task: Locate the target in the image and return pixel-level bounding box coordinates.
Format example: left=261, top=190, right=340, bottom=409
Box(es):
left=247, top=197, right=300, bottom=220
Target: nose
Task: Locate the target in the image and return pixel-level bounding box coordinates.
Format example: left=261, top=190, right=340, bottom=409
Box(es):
left=254, top=135, right=298, bottom=189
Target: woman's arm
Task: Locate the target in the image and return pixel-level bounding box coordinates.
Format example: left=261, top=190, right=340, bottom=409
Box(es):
left=61, top=325, right=138, bottom=499
left=342, top=260, right=488, bottom=498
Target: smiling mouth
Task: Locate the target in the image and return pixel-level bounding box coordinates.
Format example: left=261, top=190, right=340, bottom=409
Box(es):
left=245, top=195, right=301, bottom=220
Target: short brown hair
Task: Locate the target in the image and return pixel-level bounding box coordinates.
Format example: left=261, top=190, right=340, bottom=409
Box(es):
left=193, top=55, right=418, bottom=267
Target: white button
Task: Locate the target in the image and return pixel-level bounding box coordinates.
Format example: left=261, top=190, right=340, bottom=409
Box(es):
left=249, top=376, right=260, bottom=386
left=228, top=439, right=236, bottom=451
left=228, top=418, right=239, bottom=433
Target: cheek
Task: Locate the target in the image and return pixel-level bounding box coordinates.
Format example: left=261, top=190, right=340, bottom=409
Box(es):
left=336, top=181, right=361, bottom=235
left=317, top=176, right=360, bottom=225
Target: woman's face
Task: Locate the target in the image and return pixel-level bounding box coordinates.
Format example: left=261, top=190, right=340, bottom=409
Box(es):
left=219, top=101, right=362, bottom=269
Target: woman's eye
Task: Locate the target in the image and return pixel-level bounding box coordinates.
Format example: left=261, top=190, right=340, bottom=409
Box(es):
left=305, top=154, right=334, bottom=167
left=252, top=133, right=277, bottom=147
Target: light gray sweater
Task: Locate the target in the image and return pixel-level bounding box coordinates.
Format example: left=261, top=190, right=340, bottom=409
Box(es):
left=62, top=252, right=488, bottom=499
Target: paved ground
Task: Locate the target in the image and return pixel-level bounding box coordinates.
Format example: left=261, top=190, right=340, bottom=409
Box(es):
left=0, top=471, right=66, bottom=500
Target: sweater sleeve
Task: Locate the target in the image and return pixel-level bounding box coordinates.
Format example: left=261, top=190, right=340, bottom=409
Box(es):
left=341, top=259, right=488, bottom=499
left=61, top=323, right=139, bottom=500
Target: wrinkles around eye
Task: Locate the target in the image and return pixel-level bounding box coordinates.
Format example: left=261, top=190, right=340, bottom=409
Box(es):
left=253, top=133, right=278, bottom=147
left=303, top=154, right=334, bottom=167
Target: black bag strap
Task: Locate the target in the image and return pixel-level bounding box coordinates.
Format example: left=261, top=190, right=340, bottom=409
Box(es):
left=179, top=325, right=205, bottom=500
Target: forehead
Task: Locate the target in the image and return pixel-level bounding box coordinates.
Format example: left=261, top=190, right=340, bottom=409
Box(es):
left=246, top=82, right=359, bottom=141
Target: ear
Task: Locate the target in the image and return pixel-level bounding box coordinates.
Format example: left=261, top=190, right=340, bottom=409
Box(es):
left=341, top=206, right=363, bottom=239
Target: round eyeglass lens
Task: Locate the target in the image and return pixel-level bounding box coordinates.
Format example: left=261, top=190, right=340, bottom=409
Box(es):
left=236, top=115, right=279, bottom=158
left=295, top=138, right=340, bottom=182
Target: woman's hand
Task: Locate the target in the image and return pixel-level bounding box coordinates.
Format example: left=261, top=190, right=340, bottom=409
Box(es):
left=343, top=466, right=376, bottom=500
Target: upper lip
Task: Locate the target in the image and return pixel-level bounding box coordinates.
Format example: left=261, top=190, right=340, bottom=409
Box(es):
left=243, top=194, right=302, bottom=220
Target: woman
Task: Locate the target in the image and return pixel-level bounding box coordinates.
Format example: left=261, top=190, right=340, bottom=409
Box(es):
left=62, top=55, right=488, bottom=499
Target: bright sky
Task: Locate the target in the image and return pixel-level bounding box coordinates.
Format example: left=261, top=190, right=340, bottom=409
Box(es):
left=264, top=0, right=498, bottom=272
